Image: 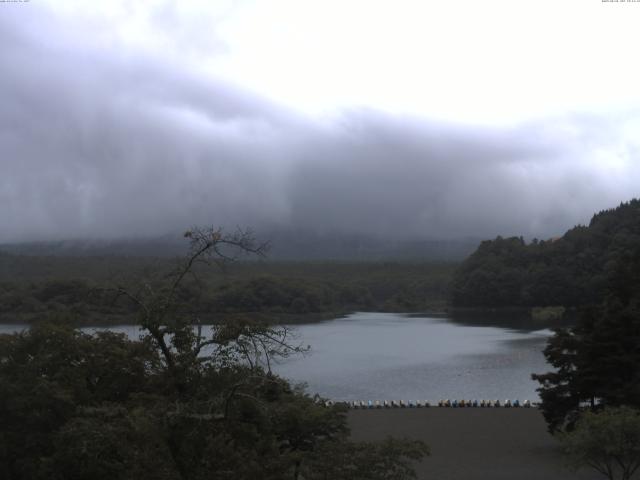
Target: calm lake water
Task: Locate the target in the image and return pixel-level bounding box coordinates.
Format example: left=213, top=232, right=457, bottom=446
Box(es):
left=0, top=312, right=557, bottom=402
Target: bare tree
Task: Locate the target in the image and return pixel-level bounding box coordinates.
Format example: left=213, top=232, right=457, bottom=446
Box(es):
left=112, top=226, right=306, bottom=391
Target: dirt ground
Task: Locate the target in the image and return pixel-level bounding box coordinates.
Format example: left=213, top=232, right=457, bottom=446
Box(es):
left=348, top=408, right=603, bottom=480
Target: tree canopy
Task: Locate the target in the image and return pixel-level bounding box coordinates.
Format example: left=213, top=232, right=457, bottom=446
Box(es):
left=0, top=227, right=428, bottom=479
left=561, top=407, right=640, bottom=480
left=451, top=199, right=640, bottom=308
left=532, top=239, right=640, bottom=432
left=0, top=256, right=454, bottom=325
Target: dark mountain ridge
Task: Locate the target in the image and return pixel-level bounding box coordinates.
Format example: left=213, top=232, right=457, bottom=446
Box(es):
left=0, top=229, right=480, bottom=262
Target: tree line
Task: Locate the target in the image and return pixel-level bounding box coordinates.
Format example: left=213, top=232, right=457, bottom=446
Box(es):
left=519, top=201, right=640, bottom=479
left=0, top=227, right=428, bottom=480
left=448, top=200, right=640, bottom=478
left=451, top=199, right=640, bottom=308
left=0, top=259, right=454, bottom=325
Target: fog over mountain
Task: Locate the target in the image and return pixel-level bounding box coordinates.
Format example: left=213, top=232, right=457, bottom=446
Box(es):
left=1, top=1, right=639, bottom=245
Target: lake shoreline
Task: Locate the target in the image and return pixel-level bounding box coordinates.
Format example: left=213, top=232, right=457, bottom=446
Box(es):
left=0, top=308, right=452, bottom=328
left=1, top=312, right=557, bottom=402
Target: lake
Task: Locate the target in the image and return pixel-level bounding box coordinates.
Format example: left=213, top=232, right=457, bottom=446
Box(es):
left=0, top=312, right=557, bottom=402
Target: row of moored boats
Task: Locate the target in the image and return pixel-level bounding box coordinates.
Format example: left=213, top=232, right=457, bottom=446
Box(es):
left=326, top=399, right=536, bottom=409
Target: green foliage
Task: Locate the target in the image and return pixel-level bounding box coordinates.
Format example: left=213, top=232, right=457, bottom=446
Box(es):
left=532, top=241, right=640, bottom=432
left=0, top=227, right=428, bottom=479
left=561, top=407, right=640, bottom=480
left=531, top=306, right=566, bottom=322
left=452, top=199, right=640, bottom=308
left=0, top=322, right=159, bottom=479
left=0, top=260, right=455, bottom=325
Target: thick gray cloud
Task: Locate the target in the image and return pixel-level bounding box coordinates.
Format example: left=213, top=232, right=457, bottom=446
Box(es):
left=1, top=5, right=638, bottom=243
left=284, top=111, right=640, bottom=239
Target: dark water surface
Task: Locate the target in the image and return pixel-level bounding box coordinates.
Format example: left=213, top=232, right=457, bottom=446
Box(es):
left=273, top=312, right=553, bottom=402
left=0, top=312, right=556, bottom=402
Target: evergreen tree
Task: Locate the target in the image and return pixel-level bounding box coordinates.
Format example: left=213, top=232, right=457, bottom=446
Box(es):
left=532, top=243, right=640, bottom=432
left=452, top=199, right=640, bottom=309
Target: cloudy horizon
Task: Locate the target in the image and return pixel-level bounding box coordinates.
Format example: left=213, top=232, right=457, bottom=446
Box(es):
left=1, top=0, right=639, bottom=243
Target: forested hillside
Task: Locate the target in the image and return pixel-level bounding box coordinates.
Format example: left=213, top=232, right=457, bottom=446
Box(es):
left=451, top=199, right=640, bottom=308
left=0, top=229, right=428, bottom=479
left=0, top=257, right=454, bottom=324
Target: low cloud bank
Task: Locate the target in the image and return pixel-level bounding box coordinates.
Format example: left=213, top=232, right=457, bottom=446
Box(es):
left=1, top=6, right=638, bottom=243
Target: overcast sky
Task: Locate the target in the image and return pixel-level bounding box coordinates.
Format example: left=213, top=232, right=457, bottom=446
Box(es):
left=1, top=0, right=639, bottom=242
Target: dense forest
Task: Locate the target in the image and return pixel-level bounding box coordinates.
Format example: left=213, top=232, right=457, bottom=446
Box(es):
left=0, top=229, right=428, bottom=479
left=451, top=199, right=640, bottom=308
left=444, top=198, right=640, bottom=444
left=532, top=219, right=640, bottom=434
left=4, top=199, right=640, bottom=323
left=0, top=253, right=454, bottom=325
